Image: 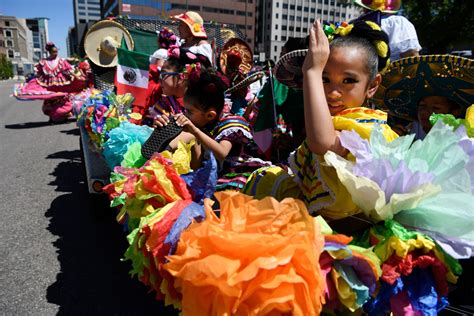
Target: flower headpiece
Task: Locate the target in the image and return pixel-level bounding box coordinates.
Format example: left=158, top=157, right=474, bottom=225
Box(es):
left=158, top=27, right=179, bottom=49
left=324, top=20, right=390, bottom=73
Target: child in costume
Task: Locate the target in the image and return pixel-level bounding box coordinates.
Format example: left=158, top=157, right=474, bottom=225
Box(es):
left=158, top=68, right=269, bottom=191
left=244, top=19, right=398, bottom=219
left=374, top=54, right=474, bottom=140
left=142, top=49, right=209, bottom=128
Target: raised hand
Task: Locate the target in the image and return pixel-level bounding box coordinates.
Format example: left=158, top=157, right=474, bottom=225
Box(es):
left=302, top=19, right=330, bottom=73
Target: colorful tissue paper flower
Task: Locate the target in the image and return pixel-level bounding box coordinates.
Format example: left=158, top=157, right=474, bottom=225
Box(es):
left=164, top=192, right=326, bottom=316
left=324, top=122, right=474, bottom=258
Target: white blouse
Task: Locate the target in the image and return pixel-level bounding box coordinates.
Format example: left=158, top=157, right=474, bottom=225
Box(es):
left=381, top=15, right=422, bottom=61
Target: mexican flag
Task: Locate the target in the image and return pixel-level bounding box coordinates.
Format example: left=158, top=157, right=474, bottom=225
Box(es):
left=115, top=48, right=150, bottom=107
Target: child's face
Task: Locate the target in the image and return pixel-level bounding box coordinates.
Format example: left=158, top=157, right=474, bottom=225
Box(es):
left=323, top=47, right=379, bottom=115
left=160, top=62, right=185, bottom=97
left=182, top=102, right=214, bottom=128
left=417, top=96, right=457, bottom=132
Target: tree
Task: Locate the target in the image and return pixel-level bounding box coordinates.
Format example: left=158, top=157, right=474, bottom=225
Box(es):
left=402, top=0, right=474, bottom=54
left=0, top=54, right=14, bottom=79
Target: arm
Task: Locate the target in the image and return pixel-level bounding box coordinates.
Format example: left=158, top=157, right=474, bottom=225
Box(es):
left=174, top=113, right=233, bottom=161
left=302, top=20, right=346, bottom=156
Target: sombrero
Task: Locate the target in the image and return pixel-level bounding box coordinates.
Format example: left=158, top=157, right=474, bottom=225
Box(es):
left=84, top=20, right=134, bottom=68
left=220, top=38, right=253, bottom=75
left=373, top=54, right=474, bottom=121
left=225, top=71, right=265, bottom=94
left=171, top=11, right=207, bottom=39
left=273, top=49, right=307, bottom=89
left=353, top=0, right=401, bottom=14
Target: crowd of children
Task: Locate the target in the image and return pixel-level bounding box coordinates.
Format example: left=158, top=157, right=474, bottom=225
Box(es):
left=16, top=3, right=474, bottom=315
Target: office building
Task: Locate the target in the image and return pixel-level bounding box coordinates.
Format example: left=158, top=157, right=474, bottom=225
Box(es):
left=26, top=18, right=50, bottom=62
left=68, top=0, right=101, bottom=56
left=101, top=0, right=256, bottom=50
left=0, top=15, right=35, bottom=75
left=256, top=0, right=360, bottom=61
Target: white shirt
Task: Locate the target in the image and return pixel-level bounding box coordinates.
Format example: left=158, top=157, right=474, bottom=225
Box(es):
left=381, top=15, right=422, bottom=61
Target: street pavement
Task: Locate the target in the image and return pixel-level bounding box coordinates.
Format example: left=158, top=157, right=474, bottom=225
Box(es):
left=0, top=80, right=177, bottom=315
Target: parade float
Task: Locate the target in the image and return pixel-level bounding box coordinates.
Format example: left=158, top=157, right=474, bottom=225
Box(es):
left=69, top=13, right=474, bottom=316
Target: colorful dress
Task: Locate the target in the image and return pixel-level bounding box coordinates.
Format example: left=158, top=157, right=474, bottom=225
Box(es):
left=243, top=107, right=399, bottom=219
left=208, top=113, right=270, bottom=191
left=14, top=58, right=91, bottom=122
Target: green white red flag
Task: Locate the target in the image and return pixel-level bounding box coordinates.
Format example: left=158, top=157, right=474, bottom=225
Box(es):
left=115, top=48, right=149, bottom=107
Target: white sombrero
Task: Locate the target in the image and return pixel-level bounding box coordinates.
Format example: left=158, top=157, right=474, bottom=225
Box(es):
left=84, top=20, right=134, bottom=68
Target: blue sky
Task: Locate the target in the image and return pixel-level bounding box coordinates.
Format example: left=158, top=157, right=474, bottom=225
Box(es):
left=0, top=0, right=74, bottom=57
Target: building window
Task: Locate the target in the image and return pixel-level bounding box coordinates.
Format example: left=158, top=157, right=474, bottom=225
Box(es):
left=5, top=21, right=10, bottom=26
left=6, top=40, right=13, bottom=47
left=281, top=35, right=286, bottom=41
left=310, top=8, right=315, bottom=13
left=317, top=9, right=322, bottom=14
left=5, top=30, right=12, bottom=37
left=78, top=5, right=85, bottom=9
left=237, top=10, right=246, bottom=16
left=296, top=27, right=301, bottom=32
left=304, top=7, right=309, bottom=12
left=247, top=25, right=252, bottom=30
left=78, top=0, right=85, bottom=3
left=247, top=38, right=252, bottom=44
left=275, top=24, right=278, bottom=30
left=275, top=35, right=278, bottom=40
left=283, top=3, right=288, bottom=9
left=8, top=50, right=14, bottom=58
left=297, top=5, right=302, bottom=11
left=303, top=17, right=308, bottom=22
left=289, top=26, right=294, bottom=31
left=303, top=28, right=308, bottom=33
left=276, top=13, right=279, bottom=18
left=282, top=14, right=287, bottom=20
left=282, top=25, right=287, bottom=30
left=296, top=16, right=301, bottom=21
left=290, top=4, right=295, bottom=10
left=79, top=19, right=87, bottom=23
left=323, top=10, right=328, bottom=14
left=290, top=15, right=294, bottom=20
left=247, top=12, right=253, bottom=17
left=274, top=46, right=277, bottom=52
left=276, top=2, right=279, bottom=7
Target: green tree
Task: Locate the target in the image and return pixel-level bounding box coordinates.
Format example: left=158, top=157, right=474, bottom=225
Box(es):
left=402, top=0, right=474, bottom=54
left=0, top=54, right=14, bottom=79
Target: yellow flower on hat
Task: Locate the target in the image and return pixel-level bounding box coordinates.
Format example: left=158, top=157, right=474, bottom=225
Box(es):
left=335, top=24, right=354, bottom=37
left=193, top=23, right=201, bottom=33
left=373, top=40, right=388, bottom=58
left=372, top=0, right=386, bottom=11
left=366, top=21, right=382, bottom=31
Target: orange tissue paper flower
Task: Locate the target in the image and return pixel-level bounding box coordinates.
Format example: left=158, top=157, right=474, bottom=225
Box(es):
left=163, top=192, right=326, bottom=315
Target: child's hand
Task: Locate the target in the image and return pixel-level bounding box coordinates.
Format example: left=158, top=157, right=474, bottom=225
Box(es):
left=174, top=113, right=199, bottom=135
left=153, top=114, right=170, bottom=128
left=302, top=19, right=330, bottom=73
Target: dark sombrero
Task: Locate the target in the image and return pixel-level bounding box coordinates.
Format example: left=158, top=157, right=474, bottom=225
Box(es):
left=373, top=54, right=474, bottom=121
left=273, top=49, right=307, bottom=89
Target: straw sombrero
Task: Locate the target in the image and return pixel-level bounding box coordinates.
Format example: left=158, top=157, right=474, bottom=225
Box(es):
left=220, top=38, right=253, bottom=76
left=84, top=20, right=134, bottom=68
left=353, top=0, right=401, bottom=14
left=273, top=49, right=307, bottom=89
left=373, top=54, right=474, bottom=121
left=171, top=11, right=207, bottom=39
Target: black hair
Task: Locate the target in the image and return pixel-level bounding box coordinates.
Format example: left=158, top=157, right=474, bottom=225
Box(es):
left=331, top=36, right=379, bottom=80
left=331, top=20, right=390, bottom=80
left=184, top=69, right=229, bottom=114
left=283, top=36, right=309, bottom=52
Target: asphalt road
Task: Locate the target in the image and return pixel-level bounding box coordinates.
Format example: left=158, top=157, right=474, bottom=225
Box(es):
left=0, top=80, right=177, bottom=315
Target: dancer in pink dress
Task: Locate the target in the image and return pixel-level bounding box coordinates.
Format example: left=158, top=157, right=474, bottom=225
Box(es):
left=14, top=42, right=91, bottom=123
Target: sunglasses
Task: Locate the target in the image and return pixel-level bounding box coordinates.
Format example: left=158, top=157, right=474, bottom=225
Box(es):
left=159, top=71, right=180, bottom=80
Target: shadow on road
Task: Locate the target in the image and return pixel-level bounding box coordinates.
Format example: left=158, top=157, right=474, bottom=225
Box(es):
left=5, top=121, right=52, bottom=129
left=45, top=150, right=178, bottom=315
left=60, top=128, right=80, bottom=136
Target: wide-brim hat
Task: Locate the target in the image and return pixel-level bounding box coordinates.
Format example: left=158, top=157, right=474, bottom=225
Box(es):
left=171, top=11, right=207, bottom=39
left=84, top=20, right=134, bottom=68
left=220, top=38, right=253, bottom=75
left=353, top=0, right=401, bottom=14
left=225, top=71, right=265, bottom=94
left=373, top=54, right=474, bottom=121
left=273, top=49, right=307, bottom=89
